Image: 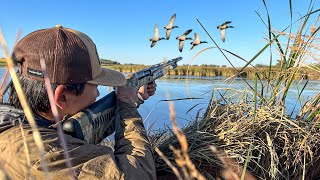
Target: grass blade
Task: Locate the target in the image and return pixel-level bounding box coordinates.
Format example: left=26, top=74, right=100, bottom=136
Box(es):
left=0, top=29, right=51, bottom=179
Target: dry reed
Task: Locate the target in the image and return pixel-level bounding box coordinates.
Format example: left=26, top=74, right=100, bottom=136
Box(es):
left=39, top=58, right=76, bottom=179
left=151, top=89, right=320, bottom=179
left=0, top=29, right=51, bottom=179
left=150, top=9, right=320, bottom=178
left=154, top=79, right=207, bottom=180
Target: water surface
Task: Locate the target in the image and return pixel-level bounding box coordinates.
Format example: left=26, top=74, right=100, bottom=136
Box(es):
left=1, top=68, right=319, bottom=131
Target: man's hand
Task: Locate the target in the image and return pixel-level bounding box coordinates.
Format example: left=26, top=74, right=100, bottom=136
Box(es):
left=116, top=81, right=157, bottom=107
left=138, top=81, right=157, bottom=101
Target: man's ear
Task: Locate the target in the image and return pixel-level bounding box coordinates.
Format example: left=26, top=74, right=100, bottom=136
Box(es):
left=54, top=85, right=67, bottom=110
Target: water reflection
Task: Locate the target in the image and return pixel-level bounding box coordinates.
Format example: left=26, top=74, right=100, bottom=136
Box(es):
left=97, top=76, right=320, bottom=131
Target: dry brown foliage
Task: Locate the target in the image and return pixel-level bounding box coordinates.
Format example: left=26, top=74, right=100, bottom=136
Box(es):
left=151, top=90, right=320, bottom=179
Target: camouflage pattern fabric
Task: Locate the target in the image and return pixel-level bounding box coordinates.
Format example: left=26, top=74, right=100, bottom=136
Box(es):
left=0, top=100, right=156, bottom=179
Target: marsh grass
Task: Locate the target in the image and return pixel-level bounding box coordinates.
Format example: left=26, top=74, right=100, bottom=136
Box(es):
left=151, top=89, right=320, bottom=179
left=154, top=100, right=206, bottom=180
left=105, top=64, right=320, bottom=80
left=150, top=0, right=320, bottom=179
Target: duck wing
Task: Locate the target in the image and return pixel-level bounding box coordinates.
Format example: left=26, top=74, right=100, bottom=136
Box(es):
left=179, top=40, right=185, bottom=52
left=190, top=44, right=196, bottom=50
left=194, top=33, right=200, bottom=44
left=167, top=13, right=176, bottom=27
left=220, top=29, right=226, bottom=42
left=154, top=24, right=159, bottom=38
left=183, top=29, right=192, bottom=36
left=166, top=29, right=172, bottom=40
left=222, top=21, right=232, bottom=26
left=151, top=41, right=157, bottom=48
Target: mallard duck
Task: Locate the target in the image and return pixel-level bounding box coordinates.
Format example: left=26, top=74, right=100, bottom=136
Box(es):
left=190, top=33, right=208, bottom=50
left=176, top=29, right=192, bottom=52
left=217, top=21, right=234, bottom=42
left=150, top=24, right=165, bottom=47
left=164, top=13, right=179, bottom=40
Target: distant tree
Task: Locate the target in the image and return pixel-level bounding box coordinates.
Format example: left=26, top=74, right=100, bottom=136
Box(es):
left=255, top=63, right=269, bottom=68
left=206, top=64, right=220, bottom=67
left=124, top=63, right=144, bottom=66
left=221, top=65, right=227, bottom=68
left=100, top=59, right=121, bottom=65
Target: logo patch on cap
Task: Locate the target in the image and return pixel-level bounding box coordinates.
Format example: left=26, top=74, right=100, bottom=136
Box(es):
left=27, top=68, right=44, bottom=78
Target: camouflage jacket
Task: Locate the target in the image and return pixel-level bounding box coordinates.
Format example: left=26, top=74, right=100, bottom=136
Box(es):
left=0, top=101, right=156, bottom=180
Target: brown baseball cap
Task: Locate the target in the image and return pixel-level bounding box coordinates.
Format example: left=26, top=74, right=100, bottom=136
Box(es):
left=12, top=25, right=127, bottom=86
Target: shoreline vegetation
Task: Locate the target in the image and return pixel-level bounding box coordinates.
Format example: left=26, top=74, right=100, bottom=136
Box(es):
left=1, top=58, right=319, bottom=80
left=103, top=64, right=320, bottom=80
left=100, top=59, right=320, bottom=80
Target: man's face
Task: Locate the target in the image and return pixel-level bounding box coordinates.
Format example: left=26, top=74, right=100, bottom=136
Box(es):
left=66, top=83, right=100, bottom=115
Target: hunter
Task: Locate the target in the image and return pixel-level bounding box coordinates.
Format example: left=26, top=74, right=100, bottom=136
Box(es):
left=0, top=25, right=157, bottom=179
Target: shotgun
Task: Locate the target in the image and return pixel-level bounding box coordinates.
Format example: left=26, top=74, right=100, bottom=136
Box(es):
left=62, top=57, right=182, bottom=144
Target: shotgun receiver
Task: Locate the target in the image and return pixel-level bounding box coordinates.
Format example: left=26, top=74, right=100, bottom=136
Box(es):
left=62, top=57, right=182, bottom=144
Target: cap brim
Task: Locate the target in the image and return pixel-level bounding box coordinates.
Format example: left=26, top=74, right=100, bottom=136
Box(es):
left=87, top=68, right=127, bottom=86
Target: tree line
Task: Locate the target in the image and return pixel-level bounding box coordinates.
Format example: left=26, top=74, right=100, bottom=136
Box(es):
left=2, top=58, right=320, bottom=68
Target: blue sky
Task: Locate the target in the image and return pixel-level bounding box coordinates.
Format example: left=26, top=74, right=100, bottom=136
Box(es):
left=0, top=0, right=319, bottom=66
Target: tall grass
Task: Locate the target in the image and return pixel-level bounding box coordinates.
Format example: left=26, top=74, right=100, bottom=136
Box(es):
left=151, top=0, right=320, bottom=179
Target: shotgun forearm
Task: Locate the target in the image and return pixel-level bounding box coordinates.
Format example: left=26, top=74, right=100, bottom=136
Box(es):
left=126, top=57, right=182, bottom=88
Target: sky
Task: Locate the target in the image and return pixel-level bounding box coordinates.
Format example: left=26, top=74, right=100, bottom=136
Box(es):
left=0, top=0, right=319, bottom=67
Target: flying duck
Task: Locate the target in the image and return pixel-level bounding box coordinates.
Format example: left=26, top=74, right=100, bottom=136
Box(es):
left=164, top=13, right=179, bottom=40
left=176, top=29, right=193, bottom=52
left=190, top=33, right=208, bottom=50
left=150, top=24, right=165, bottom=48
left=217, top=21, right=234, bottom=42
